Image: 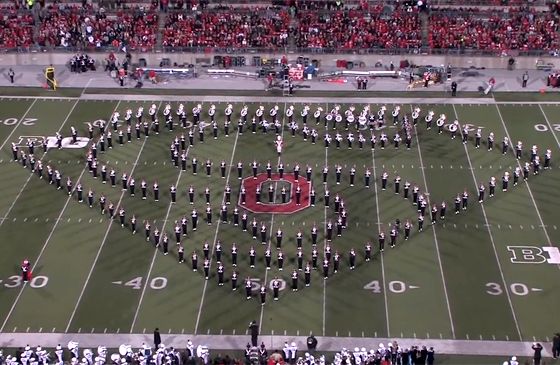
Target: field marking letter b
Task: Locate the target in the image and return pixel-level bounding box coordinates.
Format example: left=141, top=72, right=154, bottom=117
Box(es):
left=507, top=245, right=560, bottom=264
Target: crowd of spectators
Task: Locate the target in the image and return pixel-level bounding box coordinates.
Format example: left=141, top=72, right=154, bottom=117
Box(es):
left=295, top=5, right=422, bottom=50
left=428, top=8, right=560, bottom=51
left=1, top=1, right=560, bottom=53
left=36, top=5, right=158, bottom=50
left=0, top=7, right=34, bottom=48
left=162, top=9, right=290, bottom=49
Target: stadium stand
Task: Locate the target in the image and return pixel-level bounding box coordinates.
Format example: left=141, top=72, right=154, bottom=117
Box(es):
left=162, top=9, right=290, bottom=50
left=0, top=0, right=557, bottom=55
left=428, top=8, right=560, bottom=51
left=295, top=5, right=422, bottom=51
left=0, top=8, right=34, bottom=48
left=37, top=5, right=158, bottom=50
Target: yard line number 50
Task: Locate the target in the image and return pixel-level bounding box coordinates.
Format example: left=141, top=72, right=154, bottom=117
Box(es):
left=534, top=124, right=560, bottom=132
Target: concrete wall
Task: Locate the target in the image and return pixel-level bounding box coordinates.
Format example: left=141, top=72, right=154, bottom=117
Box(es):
left=0, top=52, right=557, bottom=70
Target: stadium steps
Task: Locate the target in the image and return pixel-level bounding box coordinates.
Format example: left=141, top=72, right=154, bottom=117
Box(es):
left=32, top=6, right=41, bottom=47
left=420, top=11, right=429, bottom=48
left=156, top=11, right=166, bottom=48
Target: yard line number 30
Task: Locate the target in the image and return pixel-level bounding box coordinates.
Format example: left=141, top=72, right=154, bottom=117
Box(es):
left=3, top=275, right=48, bottom=289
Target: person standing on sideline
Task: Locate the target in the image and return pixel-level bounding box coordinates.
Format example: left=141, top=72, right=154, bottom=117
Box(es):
left=522, top=71, right=529, bottom=88
left=552, top=333, right=560, bottom=359
left=451, top=81, right=457, bottom=97
left=532, top=342, right=543, bottom=365
left=153, top=328, right=161, bottom=348
left=8, top=68, right=15, bottom=83
left=249, top=320, right=259, bottom=346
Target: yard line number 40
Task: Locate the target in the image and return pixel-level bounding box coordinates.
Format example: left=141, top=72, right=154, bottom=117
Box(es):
left=364, top=280, right=416, bottom=294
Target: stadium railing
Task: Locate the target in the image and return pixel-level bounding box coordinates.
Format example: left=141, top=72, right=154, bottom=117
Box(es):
left=428, top=0, right=548, bottom=5
left=2, top=45, right=557, bottom=58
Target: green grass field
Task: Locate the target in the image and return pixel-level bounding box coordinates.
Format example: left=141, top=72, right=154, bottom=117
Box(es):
left=0, top=95, right=558, bottom=347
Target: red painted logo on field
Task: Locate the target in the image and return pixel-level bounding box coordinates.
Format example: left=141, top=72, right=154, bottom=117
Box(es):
left=240, top=173, right=310, bottom=214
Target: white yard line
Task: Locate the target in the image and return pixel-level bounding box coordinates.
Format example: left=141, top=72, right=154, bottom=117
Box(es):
left=194, top=121, right=241, bottom=335
left=410, top=106, right=456, bottom=339
left=69, top=100, right=157, bottom=333
left=0, top=99, right=37, bottom=151
left=452, top=104, right=523, bottom=341
left=321, top=102, right=328, bottom=337
left=258, top=102, right=288, bottom=332
left=0, top=99, right=118, bottom=333
left=370, top=134, right=391, bottom=338
left=0, top=99, right=80, bottom=228
left=538, top=104, right=560, bottom=151
left=130, top=157, right=184, bottom=332
left=498, top=104, right=559, bottom=270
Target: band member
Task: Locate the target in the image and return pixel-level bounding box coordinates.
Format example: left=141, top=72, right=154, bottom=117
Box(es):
left=462, top=190, right=468, bottom=210
left=310, top=188, right=316, bottom=206
left=489, top=176, right=496, bottom=197
left=206, top=206, right=212, bottom=225
left=272, top=277, right=280, bottom=300
left=544, top=149, right=551, bottom=169
left=381, top=171, right=388, bottom=190
left=364, top=169, right=371, bottom=188
left=436, top=114, right=445, bottom=134
left=378, top=231, right=385, bottom=252
left=217, top=262, right=225, bottom=286
left=265, top=248, right=271, bottom=269
left=241, top=211, right=248, bottom=231
left=296, top=230, right=303, bottom=248
left=516, top=141, right=523, bottom=159
left=231, top=270, right=238, bottom=290
left=292, top=248, right=301, bottom=271
left=487, top=132, right=494, bottom=151
left=449, top=120, right=458, bottom=139
left=260, top=285, right=266, bottom=305
left=332, top=251, right=340, bottom=273
left=365, top=242, right=372, bottom=261
left=192, top=209, right=198, bottom=231
left=404, top=220, right=411, bottom=240
left=349, top=248, right=356, bottom=270
left=478, top=182, right=485, bottom=203
left=245, top=277, right=252, bottom=300
left=322, top=259, right=329, bottom=279
left=291, top=270, right=298, bottom=291
left=249, top=246, right=256, bottom=268
left=237, top=161, right=243, bottom=180
left=425, top=110, right=434, bottom=130
left=276, top=228, right=283, bottom=248
left=277, top=250, right=284, bottom=271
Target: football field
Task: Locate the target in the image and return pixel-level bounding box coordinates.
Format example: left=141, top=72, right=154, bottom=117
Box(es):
left=0, top=94, right=559, bottom=348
